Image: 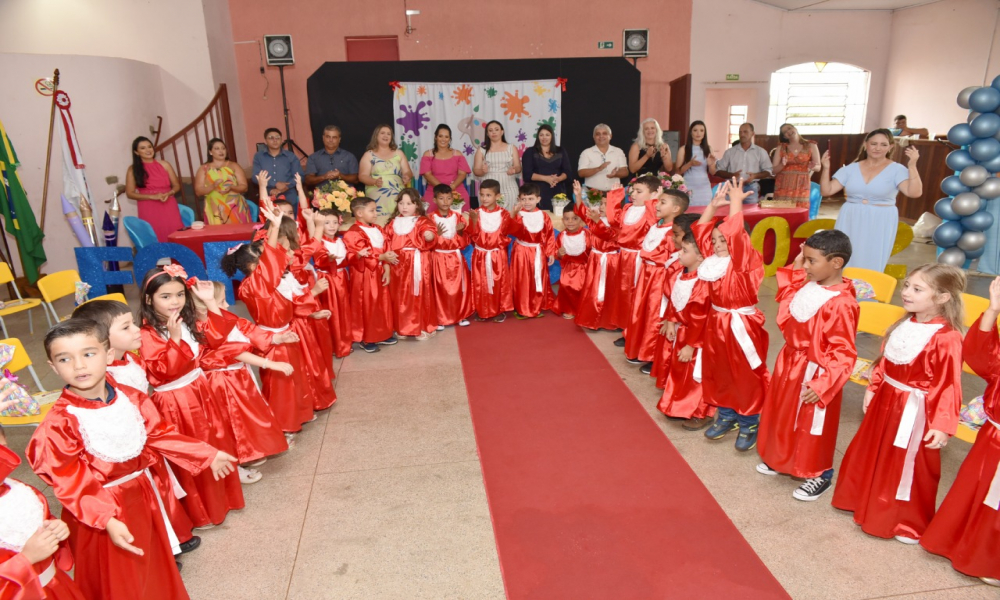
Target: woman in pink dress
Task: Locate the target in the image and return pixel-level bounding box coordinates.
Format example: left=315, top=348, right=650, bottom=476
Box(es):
left=420, top=124, right=471, bottom=212
left=125, top=136, right=185, bottom=242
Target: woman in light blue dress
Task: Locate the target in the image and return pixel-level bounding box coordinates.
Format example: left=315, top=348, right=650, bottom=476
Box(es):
left=675, top=121, right=716, bottom=206
left=820, top=129, right=922, bottom=272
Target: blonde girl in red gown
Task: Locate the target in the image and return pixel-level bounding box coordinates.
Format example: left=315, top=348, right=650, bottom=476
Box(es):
left=552, top=208, right=591, bottom=319
left=921, top=277, right=1000, bottom=586
left=428, top=185, right=473, bottom=327
left=604, top=177, right=659, bottom=335
left=832, top=264, right=965, bottom=543
left=572, top=182, right=621, bottom=330
left=465, top=179, right=516, bottom=322
left=314, top=207, right=355, bottom=357
left=508, top=183, right=557, bottom=318
left=384, top=188, right=439, bottom=339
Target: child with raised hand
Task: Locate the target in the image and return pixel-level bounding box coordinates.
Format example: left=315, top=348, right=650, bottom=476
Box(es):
left=138, top=268, right=245, bottom=528
left=28, top=319, right=237, bottom=600
left=465, top=179, right=515, bottom=323
left=922, top=276, right=1000, bottom=586
left=221, top=191, right=315, bottom=436
left=832, top=264, right=965, bottom=544
left=605, top=175, right=661, bottom=339
left=313, top=205, right=355, bottom=357
left=572, top=179, right=621, bottom=331
left=756, top=230, right=859, bottom=502
left=384, top=188, right=438, bottom=340
left=343, top=195, right=397, bottom=351
left=191, top=281, right=290, bottom=478
left=429, top=184, right=473, bottom=328
left=694, top=178, right=771, bottom=452
left=509, top=182, right=557, bottom=319
left=552, top=206, right=591, bottom=319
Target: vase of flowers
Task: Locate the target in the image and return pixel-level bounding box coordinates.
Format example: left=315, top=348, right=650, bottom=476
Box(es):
left=628, top=171, right=689, bottom=195
left=313, top=179, right=359, bottom=213
left=584, top=188, right=604, bottom=209
left=551, top=192, right=570, bottom=215
left=450, top=192, right=465, bottom=211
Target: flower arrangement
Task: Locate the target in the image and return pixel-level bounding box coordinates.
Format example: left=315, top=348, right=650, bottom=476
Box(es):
left=313, top=180, right=360, bottom=213
left=552, top=193, right=568, bottom=203
left=450, top=192, right=465, bottom=207
left=584, top=188, right=604, bottom=208
left=628, top=171, right=689, bottom=195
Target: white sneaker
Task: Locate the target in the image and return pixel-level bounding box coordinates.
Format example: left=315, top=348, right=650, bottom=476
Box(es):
left=894, top=535, right=919, bottom=545
left=436, top=325, right=445, bottom=331
left=284, top=432, right=296, bottom=445
left=245, top=458, right=267, bottom=468
left=192, top=523, right=216, bottom=531
left=981, top=577, right=1000, bottom=587
left=238, top=466, right=262, bottom=485
left=756, top=463, right=779, bottom=476
left=458, top=319, right=470, bottom=327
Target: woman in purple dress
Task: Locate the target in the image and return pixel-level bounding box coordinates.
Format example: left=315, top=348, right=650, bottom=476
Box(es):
left=420, top=124, right=471, bottom=212
left=125, top=136, right=184, bottom=242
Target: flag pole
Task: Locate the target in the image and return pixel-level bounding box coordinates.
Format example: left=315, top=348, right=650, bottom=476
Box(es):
left=39, top=68, right=60, bottom=234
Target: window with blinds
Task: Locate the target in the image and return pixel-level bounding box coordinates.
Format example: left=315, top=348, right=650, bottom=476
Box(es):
left=767, top=63, right=870, bottom=135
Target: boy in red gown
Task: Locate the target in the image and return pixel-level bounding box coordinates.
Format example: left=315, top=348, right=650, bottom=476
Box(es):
left=650, top=214, right=700, bottom=389
left=27, top=319, right=237, bottom=600
left=509, top=183, right=557, bottom=318
left=604, top=175, right=660, bottom=338
left=343, top=196, right=398, bottom=352
left=572, top=182, right=620, bottom=331
left=429, top=185, right=473, bottom=328
left=552, top=207, right=591, bottom=319
left=756, top=230, right=859, bottom=501
left=314, top=206, right=355, bottom=357
left=465, top=179, right=515, bottom=322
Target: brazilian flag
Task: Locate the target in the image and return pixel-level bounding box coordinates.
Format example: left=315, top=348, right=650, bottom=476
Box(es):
left=0, top=119, right=46, bottom=284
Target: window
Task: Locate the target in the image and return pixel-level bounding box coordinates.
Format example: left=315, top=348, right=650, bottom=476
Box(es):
left=767, top=62, right=870, bottom=135
left=729, top=105, right=748, bottom=145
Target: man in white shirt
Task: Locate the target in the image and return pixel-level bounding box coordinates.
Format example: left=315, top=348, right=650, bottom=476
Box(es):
left=578, top=124, right=629, bottom=192
left=713, top=123, right=772, bottom=204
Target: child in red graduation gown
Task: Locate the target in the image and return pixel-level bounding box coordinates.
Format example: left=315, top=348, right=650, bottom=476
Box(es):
left=509, top=183, right=557, bottom=318
left=573, top=182, right=621, bottom=330
left=756, top=231, right=859, bottom=502
left=221, top=188, right=315, bottom=436
left=28, top=319, right=237, bottom=600
left=138, top=267, right=245, bottom=528
left=0, top=437, right=83, bottom=600
left=603, top=176, right=660, bottom=336
left=650, top=214, right=700, bottom=390
left=921, top=276, right=1000, bottom=586
left=465, top=179, right=515, bottom=322
left=343, top=196, right=397, bottom=351
left=384, top=188, right=438, bottom=339
left=693, top=179, right=770, bottom=452
left=314, top=207, right=354, bottom=357
left=429, top=185, right=473, bottom=328
left=832, top=264, right=965, bottom=543
left=552, top=207, right=591, bottom=319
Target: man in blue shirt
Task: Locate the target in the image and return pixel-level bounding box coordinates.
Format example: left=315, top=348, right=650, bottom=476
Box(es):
left=305, top=125, right=359, bottom=190
left=252, top=127, right=304, bottom=210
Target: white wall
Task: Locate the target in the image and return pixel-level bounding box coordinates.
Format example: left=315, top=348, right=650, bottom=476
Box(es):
left=201, top=0, right=250, bottom=164
left=883, top=0, right=1000, bottom=136
left=0, top=54, right=168, bottom=275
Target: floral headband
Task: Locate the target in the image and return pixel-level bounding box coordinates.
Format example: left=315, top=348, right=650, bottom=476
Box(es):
left=143, top=263, right=188, bottom=291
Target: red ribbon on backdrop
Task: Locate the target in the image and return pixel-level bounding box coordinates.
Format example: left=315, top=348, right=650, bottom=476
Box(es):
left=389, top=81, right=402, bottom=91
left=556, top=78, right=568, bottom=92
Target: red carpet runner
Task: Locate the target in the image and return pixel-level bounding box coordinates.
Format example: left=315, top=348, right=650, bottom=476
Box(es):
left=457, top=317, right=789, bottom=599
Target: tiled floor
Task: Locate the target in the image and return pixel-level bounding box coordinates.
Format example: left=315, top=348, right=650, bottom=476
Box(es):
left=2, top=210, right=997, bottom=599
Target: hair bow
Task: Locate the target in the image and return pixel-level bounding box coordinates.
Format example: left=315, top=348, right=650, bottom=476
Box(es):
left=227, top=243, right=245, bottom=255
left=162, top=264, right=188, bottom=279
left=252, top=224, right=267, bottom=242
left=185, top=276, right=200, bottom=289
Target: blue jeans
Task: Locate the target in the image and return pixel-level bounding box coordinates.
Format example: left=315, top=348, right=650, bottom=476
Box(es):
left=741, top=181, right=760, bottom=204
left=716, top=407, right=759, bottom=428
left=821, top=468, right=834, bottom=480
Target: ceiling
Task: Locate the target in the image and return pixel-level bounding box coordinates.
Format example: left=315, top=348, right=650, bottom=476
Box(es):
left=749, top=0, right=942, bottom=10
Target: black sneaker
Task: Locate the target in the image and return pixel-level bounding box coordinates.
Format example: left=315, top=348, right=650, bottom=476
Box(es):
left=639, top=362, right=653, bottom=375
left=625, top=356, right=643, bottom=365
left=734, top=424, right=759, bottom=452
left=378, top=336, right=398, bottom=346
left=361, top=342, right=380, bottom=353
left=179, top=536, right=201, bottom=554
left=492, top=312, right=507, bottom=323
left=792, top=476, right=832, bottom=501
left=613, top=337, right=626, bottom=347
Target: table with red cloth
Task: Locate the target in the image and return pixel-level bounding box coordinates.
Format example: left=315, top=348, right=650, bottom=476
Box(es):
left=167, top=223, right=257, bottom=261
left=687, top=205, right=810, bottom=266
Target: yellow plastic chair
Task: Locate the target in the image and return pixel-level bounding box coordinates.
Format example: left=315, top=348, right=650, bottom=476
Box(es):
left=0, top=337, right=58, bottom=428
left=0, top=263, right=42, bottom=337
left=78, top=293, right=128, bottom=307
left=850, top=302, right=907, bottom=386
left=961, top=293, right=989, bottom=329
left=845, top=267, right=898, bottom=303
left=37, top=269, right=80, bottom=326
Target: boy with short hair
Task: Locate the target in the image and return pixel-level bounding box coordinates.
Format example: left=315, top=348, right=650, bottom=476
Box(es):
left=466, top=179, right=515, bottom=322
left=509, top=182, right=557, bottom=318
left=343, top=196, right=398, bottom=352
left=756, top=229, right=859, bottom=501
left=429, top=184, right=473, bottom=327
left=553, top=206, right=591, bottom=319
left=27, top=318, right=237, bottom=600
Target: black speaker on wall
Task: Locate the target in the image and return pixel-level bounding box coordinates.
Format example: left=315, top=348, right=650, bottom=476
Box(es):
left=623, top=29, right=648, bottom=59
left=264, top=35, right=294, bottom=66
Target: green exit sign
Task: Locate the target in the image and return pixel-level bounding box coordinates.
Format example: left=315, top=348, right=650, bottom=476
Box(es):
left=726, top=74, right=739, bottom=81
left=598, top=41, right=614, bottom=49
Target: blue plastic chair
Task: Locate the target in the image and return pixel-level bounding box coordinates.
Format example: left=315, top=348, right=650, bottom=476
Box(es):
left=122, top=216, right=159, bottom=250
left=178, top=204, right=195, bottom=227
left=245, top=200, right=259, bottom=222
left=809, top=182, right=822, bottom=220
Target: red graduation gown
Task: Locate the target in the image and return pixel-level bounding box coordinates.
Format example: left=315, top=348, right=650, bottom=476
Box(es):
left=385, top=216, right=438, bottom=336
left=624, top=225, right=677, bottom=362
left=757, top=269, right=859, bottom=478
left=831, top=317, right=962, bottom=540
left=237, top=243, right=315, bottom=432
left=26, top=385, right=220, bottom=600
left=289, top=241, right=337, bottom=411
left=509, top=209, right=557, bottom=317
left=649, top=261, right=683, bottom=388
left=314, top=235, right=354, bottom=358
left=657, top=269, right=714, bottom=419
left=921, top=315, right=1000, bottom=578
left=0, top=482, right=83, bottom=600
left=343, top=223, right=395, bottom=343
left=692, top=212, right=770, bottom=416
left=201, top=312, right=289, bottom=463
left=465, top=206, right=515, bottom=319
left=573, top=203, right=620, bottom=330
left=430, top=211, right=473, bottom=326
left=603, top=189, right=657, bottom=330
left=553, top=229, right=590, bottom=318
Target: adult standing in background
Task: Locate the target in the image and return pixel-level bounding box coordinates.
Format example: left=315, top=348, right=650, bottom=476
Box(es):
left=893, top=115, right=929, bottom=139
left=194, top=138, right=252, bottom=224
left=473, top=121, right=521, bottom=212
left=578, top=124, right=628, bottom=193
left=772, top=123, right=820, bottom=209
left=359, top=124, right=412, bottom=218
left=252, top=128, right=304, bottom=210
left=821, top=129, right=922, bottom=272
left=420, top=124, right=471, bottom=211
left=125, top=136, right=184, bottom=242
left=627, top=118, right=673, bottom=177
left=521, top=123, right=571, bottom=211
left=712, top=123, right=772, bottom=204
left=674, top=121, right=716, bottom=206
left=305, top=125, right=359, bottom=194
